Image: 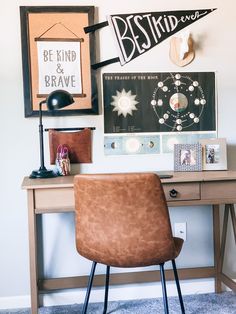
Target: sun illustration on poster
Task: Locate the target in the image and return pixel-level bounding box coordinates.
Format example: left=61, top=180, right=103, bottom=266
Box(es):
left=111, top=89, right=138, bottom=117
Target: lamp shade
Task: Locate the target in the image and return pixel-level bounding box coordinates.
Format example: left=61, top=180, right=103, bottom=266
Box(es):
left=46, top=89, right=74, bottom=111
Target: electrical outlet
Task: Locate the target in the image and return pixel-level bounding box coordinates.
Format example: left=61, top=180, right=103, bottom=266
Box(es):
left=174, top=222, right=187, bottom=241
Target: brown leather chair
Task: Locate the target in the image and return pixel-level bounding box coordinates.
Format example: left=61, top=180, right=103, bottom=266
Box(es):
left=74, top=173, right=185, bottom=314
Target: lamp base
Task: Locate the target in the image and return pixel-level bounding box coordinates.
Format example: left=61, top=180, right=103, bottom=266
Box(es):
left=30, top=168, right=57, bottom=179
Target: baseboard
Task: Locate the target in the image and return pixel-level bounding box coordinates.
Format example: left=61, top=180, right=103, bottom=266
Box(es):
left=0, top=278, right=218, bottom=310
left=0, top=295, right=31, bottom=310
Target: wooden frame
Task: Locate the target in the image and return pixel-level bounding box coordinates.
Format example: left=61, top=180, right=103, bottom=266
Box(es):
left=174, top=143, right=202, bottom=171
left=199, top=138, right=227, bottom=171
left=20, top=6, right=98, bottom=117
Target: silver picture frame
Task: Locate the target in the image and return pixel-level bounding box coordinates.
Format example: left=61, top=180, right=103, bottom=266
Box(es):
left=174, top=143, right=202, bottom=172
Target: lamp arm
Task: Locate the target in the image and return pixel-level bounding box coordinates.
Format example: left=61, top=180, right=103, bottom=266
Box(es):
left=39, top=100, right=46, bottom=171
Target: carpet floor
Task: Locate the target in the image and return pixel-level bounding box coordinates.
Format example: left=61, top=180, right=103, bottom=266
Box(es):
left=1, top=292, right=236, bottom=313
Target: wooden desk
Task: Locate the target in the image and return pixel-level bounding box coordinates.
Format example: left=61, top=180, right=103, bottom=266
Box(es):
left=22, top=171, right=236, bottom=314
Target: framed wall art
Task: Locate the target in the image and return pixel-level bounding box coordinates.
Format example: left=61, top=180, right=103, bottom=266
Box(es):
left=20, top=6, right=98, bottom=117
left=103, top=72, right=216, bottom=155
left=174, top=143, right=202, bottom=172
left=199, top=138, right=227, bottom=170
left=103, top=72, right=216, bottom=134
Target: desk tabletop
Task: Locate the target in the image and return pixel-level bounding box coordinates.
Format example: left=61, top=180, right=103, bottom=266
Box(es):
left=22, top=170, right=236, bottom=190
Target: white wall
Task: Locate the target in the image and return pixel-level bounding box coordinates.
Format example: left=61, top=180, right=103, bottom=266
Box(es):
left=1, top=0, right=236, bottom=308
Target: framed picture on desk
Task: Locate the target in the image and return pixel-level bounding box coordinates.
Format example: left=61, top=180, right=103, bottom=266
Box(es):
left=174, top=143, right=202, bottom=171
left=199, top=138, right=227, bottom=170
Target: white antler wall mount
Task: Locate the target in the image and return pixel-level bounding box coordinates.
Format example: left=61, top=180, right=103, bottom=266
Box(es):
left=169, top=30, right=195, bottom=67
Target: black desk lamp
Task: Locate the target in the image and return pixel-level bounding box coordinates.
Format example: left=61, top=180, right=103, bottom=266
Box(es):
left=30, top=89, right=74, bottom=179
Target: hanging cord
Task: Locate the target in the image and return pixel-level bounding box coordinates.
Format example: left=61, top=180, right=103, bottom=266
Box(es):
left=36, top=22, right=80, bottom=39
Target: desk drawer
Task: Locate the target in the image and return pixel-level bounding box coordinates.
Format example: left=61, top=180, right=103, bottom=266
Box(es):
left=34, top=187, right=74, bottom=211
left=163, top=183, right=200, bottom=202
left=201, top=181, right=236, bottom=200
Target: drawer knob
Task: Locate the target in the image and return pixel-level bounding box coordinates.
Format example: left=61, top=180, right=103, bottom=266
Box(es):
left=169, top=189, right=178, bottom=198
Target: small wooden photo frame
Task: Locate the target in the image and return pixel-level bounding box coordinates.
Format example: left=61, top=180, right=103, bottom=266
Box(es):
left=174, top=143, right=202, bottom=172
left=199, top=138, right=227, bottom=171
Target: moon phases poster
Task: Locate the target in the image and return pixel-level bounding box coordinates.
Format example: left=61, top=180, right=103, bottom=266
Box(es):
left=103, top=72, right=216, bottom=134
left=103, top=72, right=216, bottom=155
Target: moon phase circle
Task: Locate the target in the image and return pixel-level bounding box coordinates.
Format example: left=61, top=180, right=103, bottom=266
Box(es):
left=169, top=93, right=188, bottom=113
left=151, top=73, right=206, bottom=131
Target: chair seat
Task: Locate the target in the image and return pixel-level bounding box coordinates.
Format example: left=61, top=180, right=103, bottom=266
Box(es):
left=77, top=236, right=184, bottom=268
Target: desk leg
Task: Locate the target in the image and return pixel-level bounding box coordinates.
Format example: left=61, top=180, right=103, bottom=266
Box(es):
left=217, top=204, right=236, bottom=292
left=218, top=204, right=236, bottom=292
left=219, top=204, right=229, bottom=274
left=229, top=204, right=236, bottom=243
left=213, top=204, right=221, bottom=293
left=27, top=190, right=39, bottom=314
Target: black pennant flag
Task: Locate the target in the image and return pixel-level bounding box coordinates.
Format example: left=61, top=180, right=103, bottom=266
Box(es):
left=88, top=8, right=216, bottom=69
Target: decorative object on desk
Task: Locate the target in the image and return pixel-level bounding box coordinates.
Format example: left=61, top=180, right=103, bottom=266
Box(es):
left=55, top=145, right=71, bottom=176
left=30, top=90, right=74, bottom=179
left=49, top=128, right=92, bottom=164
left=169, top=29, right=195, bottom=67
left=20, top=6, right=98, bottom=117
left=199, top=138, right=227, bottom=171
left=174, top=143, right=202, bottom=171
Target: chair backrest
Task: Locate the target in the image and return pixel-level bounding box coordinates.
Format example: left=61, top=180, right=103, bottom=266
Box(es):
left=74, top=173, right=176, bottom=267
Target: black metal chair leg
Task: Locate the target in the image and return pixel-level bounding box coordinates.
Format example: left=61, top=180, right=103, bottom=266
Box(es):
left=82, top=261, right=97, bottom=314
left=172, top=259, right=185, bottom=314
left=103, top=266, right=110, bottom=314
left=160, top=263, right=169, bottom=314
